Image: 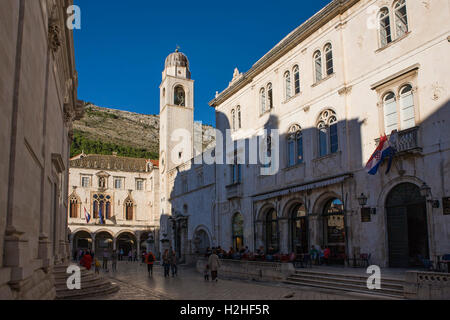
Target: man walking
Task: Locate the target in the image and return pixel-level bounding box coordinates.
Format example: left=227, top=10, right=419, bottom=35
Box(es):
left=170, top=250, right=178, bottom=277
left=162, top=249, right=170, bottom=278
left=111, top=249, right=118, bottom=272
left=102, top=249, right=109, bottom=271
left=208, top=250, right=221, bottom=282
left=145, top=251, right=156, bottom=277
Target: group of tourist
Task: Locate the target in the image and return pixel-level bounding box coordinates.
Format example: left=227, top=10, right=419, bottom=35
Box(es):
left=202, top=245, right=332, bottom=265
left=161, top=248, right=178, bottom=278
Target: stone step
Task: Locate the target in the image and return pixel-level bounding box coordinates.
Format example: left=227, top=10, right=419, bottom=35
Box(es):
left=293, top=269, right=405, bottom=284
left=284, top=277, right=404, bottom=298
left=288, top=273, right=404, bottom=290
left=53, top=264, right=119, bottom=300
left=56, top=284, right=119, bottom=300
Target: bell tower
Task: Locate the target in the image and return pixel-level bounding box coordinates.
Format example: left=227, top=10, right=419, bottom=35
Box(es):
left=159, top=48, right=194, bottom=215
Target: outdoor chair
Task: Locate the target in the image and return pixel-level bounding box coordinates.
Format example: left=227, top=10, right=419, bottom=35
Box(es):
left=418, top=255, right=434, bottom=271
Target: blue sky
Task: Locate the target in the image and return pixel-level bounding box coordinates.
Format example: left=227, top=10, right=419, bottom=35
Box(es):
left=74, top=0, right=331, bottom=126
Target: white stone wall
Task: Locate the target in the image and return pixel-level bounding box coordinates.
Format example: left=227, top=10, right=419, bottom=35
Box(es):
left=161, top=0, right=450, bottom=267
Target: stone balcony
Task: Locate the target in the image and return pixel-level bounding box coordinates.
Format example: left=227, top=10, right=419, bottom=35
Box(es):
left=226, top=182, right=243, bottom=199
left=376, top=126, right=421, bottom=154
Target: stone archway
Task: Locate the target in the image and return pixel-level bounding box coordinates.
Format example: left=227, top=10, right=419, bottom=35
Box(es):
left=193, top=228, right=211, bottom=254
left=385, top=182, right=429, bottom=267
left=116, top=232, right=137, bottom=259
left=94, top=231, right=114, bottom=256
left=72, top=230, right=92, bottom=258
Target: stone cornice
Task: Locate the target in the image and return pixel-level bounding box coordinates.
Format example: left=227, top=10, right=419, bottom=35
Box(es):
left=209, top=0, right=360, bottom=108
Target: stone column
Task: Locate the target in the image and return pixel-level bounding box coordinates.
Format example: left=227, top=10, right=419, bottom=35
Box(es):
left=255, top=221, right=264, bottom=250
left=278, top=218, right=289, bottom=253
left=136, top=232, right=141, bottom=255
left=91, top=233, right=96, bottom=253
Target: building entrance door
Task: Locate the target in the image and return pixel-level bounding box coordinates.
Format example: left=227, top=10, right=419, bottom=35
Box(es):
left=386, top=183, right=429, bottom=267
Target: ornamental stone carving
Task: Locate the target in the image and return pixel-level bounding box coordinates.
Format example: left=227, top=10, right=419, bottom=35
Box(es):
left=48, top=20, right=61, bottom=53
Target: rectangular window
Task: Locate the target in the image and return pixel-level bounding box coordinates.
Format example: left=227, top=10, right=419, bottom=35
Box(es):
left=319, top=129, right=328, bottom=157
left=400, top=93, right=415, bottom=130
left=136, top=179, right=144, bottom=191
left=384, top=98, right=398, bottom=135
left=330, top=124, right=339, bottom=154
left=114, top=178, right=122, bottom=189
left=297, top=136, right=304, bottom=163
left=81, top=176, right=90, bottom=188
left=288, top=140, right=295, bottom=167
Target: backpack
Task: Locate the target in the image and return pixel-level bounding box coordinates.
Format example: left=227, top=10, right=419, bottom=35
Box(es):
left=147, top=253, right=155, bottom=263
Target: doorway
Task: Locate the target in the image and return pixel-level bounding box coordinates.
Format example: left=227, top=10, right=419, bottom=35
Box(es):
left=386, top=183, right=429, bottom=267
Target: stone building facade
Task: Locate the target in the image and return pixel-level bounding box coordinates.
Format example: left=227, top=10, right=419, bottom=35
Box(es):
left=68, top=154, right=160, bottom=258
left=0, top=0, right=82, bottom=299
left=160, top=0, right=450, bottom=268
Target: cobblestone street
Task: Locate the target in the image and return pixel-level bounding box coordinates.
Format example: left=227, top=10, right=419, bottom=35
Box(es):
left=88, top=261, right=377, bottom=300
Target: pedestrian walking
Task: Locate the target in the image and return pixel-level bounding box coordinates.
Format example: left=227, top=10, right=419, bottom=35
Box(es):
left=170, top=250, right=178, bottom=277
left=111, top=250, right=118, bottom=272
left=162, top=249, right=170, bottom=278
left=119, top=248, right=124, bottom=261
left=94, top=258, right=101, bottom=274
left=80, top=252, right=92, bottom=271
left=102, top=249, right=109, bottom=271
left=128, top=250, right=132, bottom=262
left=204, top=264, right=210, bottom=281
left=208, top=250, right=221, bottom=282
left=145, top=251, right=156, bottom=277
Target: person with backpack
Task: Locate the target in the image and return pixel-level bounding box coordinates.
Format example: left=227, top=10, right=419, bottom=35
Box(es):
left=162, top=249, right=170, bottom=278
left=145, top=251, right=156, bottom=276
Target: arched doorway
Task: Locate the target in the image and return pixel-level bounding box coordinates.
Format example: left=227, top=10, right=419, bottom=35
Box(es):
left=232, top=213, right=244, bottom=251
left=193, top=229, right=210, bottom=254
left=323, top=198, right=346, bottom=264
left=264, top=208, right=279, bottom=253
left=116, top=232, right=137, bottom=257
left=95, top=231, right=113, bottom=255
left=73, top=230, right=92, bottom=253
left=290, top=204, right=308, bottom=254
left=386, top=183, right=429, bottom=267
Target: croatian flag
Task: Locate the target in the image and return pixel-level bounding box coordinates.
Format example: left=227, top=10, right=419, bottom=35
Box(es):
left=84, top=207, right=91, bottom=223
left=366, top=133, right=397, bottom=175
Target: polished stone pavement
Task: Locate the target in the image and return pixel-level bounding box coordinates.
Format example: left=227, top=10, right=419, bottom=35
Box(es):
left=86, top=261, right=386, bottom=300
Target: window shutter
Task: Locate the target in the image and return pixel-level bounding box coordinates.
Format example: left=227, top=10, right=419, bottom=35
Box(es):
left=400, top=91, right=415, bottom=130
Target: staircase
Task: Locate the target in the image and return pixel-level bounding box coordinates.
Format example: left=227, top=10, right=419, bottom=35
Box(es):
left=284, top=269, right=405, bottom=299
left=53, top=264, right=119, bottom=300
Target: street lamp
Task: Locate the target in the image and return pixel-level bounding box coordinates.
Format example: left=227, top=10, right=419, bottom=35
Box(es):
left=357, top=193, right=368, bottom=207
left=420, top=182, right=440, bottom=208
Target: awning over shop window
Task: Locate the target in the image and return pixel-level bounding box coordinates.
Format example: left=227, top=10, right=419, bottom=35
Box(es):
left=252, top=174, right=352, bottom=202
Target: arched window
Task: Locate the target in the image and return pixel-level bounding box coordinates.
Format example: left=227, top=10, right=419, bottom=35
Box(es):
left=284, top=71, right=291, bottom=99
left=260, top=88, right=266, bottom=114
left=174, top=85, right=186, bottom=106
left=399, top=84, right=415, bottom=130
left=231, top=109, right=236, bottom=131
left=395, top=0, right=408, bottom=38
left=237, top=106, right=242, bottom=129
left=379, top=8, right=392, bottom=47
left=232, top=213, right=244, bottom=251
left=125, top=198, right=134, bottom=220
left=267, top=83, right=273, bottom=110
left=93, top=199, right=99, bottom=218
left=69, top=195, right=79, bottom=218
left=324, top=44, right=333, bottom=76
left=317, top=110, right=338, bottom=157
left=293, top=65, right=300, bottom=95
left=105, top=195, right=111, bottom=220
left=290, top=204, right=307, bottom=254
left=287, top=124, right=303, bottom=167
left=383, top=92, right=398, bottom=135
left=314, top=51, right=322, bottom=83
left=265, top=208, right=279, bottom=253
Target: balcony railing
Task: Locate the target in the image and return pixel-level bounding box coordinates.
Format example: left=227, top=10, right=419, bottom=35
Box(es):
left=376, top=126, right=421, bottom=154
left=226, top=183, right=242, bottom=199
